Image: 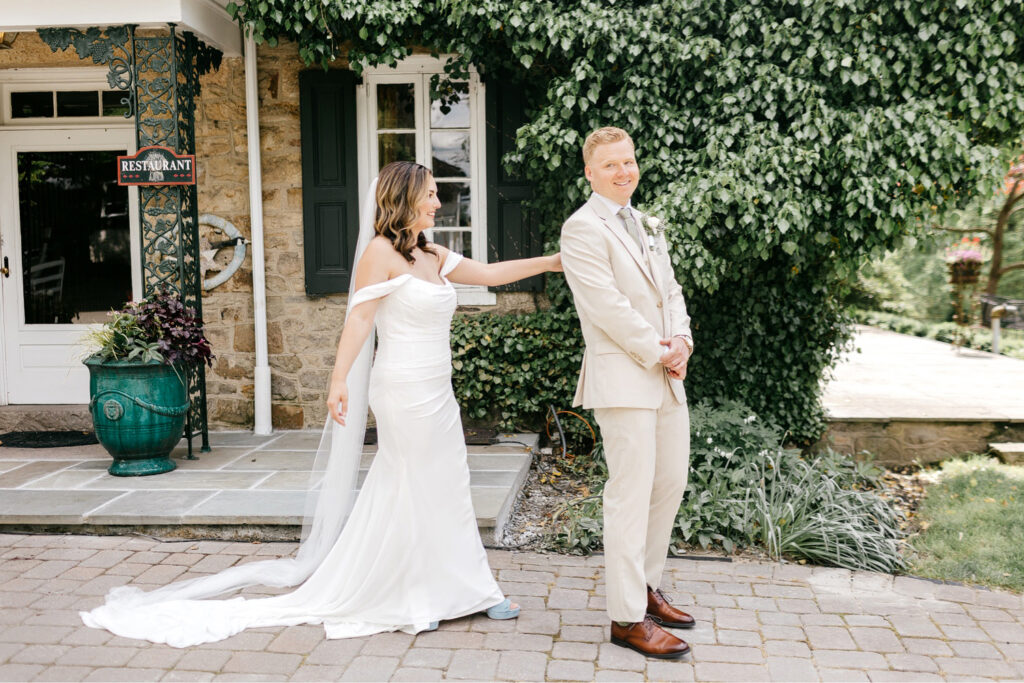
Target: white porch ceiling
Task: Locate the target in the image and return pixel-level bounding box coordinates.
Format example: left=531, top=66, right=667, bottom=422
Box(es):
left=0, top=0, right=242, bottom=56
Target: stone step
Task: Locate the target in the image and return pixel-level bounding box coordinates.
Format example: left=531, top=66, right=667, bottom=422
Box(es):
left=0, top=404, right=91, bottom=432
left=989, top=442, right=1024, bottom=465
left=0, top=431, right=537, bottom=545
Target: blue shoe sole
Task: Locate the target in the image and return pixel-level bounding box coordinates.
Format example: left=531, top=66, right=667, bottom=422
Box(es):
left=485, top=598, right=520, bottom=620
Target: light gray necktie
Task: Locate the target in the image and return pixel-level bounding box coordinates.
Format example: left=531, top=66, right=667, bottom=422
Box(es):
left=617, top=207, right=644, bottom=251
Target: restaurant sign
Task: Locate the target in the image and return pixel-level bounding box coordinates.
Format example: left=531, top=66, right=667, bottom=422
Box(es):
left=117, top=145, right=196, bottom=186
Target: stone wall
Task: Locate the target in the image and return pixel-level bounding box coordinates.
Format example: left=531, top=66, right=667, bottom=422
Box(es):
left=0, top=32, right=90, bottom=68
left=818, top=419, right=1024, bottom=466
left=194, top=42, right=356, bottom=430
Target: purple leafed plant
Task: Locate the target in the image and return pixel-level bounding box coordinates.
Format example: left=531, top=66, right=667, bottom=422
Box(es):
left=124, top=290, right=214, bottom=367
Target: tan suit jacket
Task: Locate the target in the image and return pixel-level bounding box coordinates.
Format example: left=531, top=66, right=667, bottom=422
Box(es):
left=561, top=194, right=691, bottom=409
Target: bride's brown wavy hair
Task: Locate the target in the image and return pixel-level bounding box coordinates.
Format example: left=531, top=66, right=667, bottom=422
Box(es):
left=375, top=161, right=437, bottom=264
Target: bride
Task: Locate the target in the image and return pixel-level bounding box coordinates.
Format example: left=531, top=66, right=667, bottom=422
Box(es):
left=81, top=161, right=562, bottom=647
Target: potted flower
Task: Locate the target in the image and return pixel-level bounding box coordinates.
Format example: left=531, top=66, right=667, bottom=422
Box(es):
left=82, top=290, right=213, bottom=476
left=945, top=236, right=986, bottom=284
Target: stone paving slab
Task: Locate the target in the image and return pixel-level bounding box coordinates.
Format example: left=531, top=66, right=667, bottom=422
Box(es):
left=0, top=433, right=535, bottom=542
left=1, top=534, right=1023, bottom=681
left=823, top=326, right=1024, bottom=421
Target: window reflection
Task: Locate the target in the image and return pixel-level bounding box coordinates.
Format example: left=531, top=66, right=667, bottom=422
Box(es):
left=378, top=133, right=417, bottom=170
left=11, top=91, right=53, bottom=118
left=377, top=83, right=415, bottom=129
left=434, top=182, right=470, bottom=227
left=432, top=230, right=472, bottom=258
left=17, top=151, right=131, bottom=324
left=56, top=91, right=99, bottom=117
left=102, top=91, right=130, bottom=118
left=431, top=131, right=470, bottom=178
left=430, top=83, right=469, bottom=128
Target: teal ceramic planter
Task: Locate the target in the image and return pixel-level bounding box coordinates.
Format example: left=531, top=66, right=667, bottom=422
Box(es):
left=85, top=358, right=188, bottom=476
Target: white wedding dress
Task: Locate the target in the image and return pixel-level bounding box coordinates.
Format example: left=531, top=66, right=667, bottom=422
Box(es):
left=81, top=251, right=506, bottom=647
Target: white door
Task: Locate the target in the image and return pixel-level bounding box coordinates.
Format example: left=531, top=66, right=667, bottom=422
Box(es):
left=0, top=127, right=140, bottom=404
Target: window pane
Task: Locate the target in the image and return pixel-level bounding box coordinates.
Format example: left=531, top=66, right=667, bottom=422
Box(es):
left=433, top=230, right=472, bottom=259
left=11, top=91, right=53, bottom=118
left=102, top=90, right=130, bottom=118
left=435, top=182, right=470, bottom=228
left=431, top=131, right=470, bottom=177
left=430, top=83, right=469, bottom=128
left=56, top=91, right=99, bottom=117
left=377, top=83, right=415, bottom=129
left=17, top=151, right=131, bottom=324
left=378, top=133, right=417, bottom=170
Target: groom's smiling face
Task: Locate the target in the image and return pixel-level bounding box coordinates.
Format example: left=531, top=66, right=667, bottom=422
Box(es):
left=585, top=139, right=639, bottom=207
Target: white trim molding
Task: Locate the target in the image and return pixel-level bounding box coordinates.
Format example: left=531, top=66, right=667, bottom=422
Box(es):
left=0, top=0, right=241, bottom=55
left=0, top=67, right=127, bottom=126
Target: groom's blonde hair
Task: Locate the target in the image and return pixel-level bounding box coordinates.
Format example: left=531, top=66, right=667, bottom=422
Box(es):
left=582, top=127, right=634, bottom=164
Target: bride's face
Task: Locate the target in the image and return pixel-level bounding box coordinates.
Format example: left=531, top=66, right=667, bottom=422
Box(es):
left=410, top=177, right=441, bottom=234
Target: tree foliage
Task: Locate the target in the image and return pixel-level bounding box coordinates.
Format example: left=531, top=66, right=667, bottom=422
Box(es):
left=229, top=0, right=1024, bottom=440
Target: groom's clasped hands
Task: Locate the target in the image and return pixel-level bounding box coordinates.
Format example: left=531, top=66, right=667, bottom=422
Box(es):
left=659, top=336, right=690, bottom=380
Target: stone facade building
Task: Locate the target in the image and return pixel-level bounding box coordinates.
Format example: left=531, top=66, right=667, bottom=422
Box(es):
left=0, top=5, right=547, bottom=432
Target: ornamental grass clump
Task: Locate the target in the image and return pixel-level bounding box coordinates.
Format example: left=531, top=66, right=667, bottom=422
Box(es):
left=84, top=290, right=213, bottom=367
left=745, top=450, right=906, bottom=573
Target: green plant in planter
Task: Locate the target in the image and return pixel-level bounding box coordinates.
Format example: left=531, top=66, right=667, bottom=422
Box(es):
left=83, top=291, right=213, bottom=476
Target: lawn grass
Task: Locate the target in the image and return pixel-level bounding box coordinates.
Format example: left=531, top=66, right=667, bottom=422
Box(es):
left=910, top=456, right=1024, bottom=592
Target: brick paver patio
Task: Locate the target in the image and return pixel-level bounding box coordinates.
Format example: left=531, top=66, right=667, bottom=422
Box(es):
left=2, top=535, right=1024, bottom=681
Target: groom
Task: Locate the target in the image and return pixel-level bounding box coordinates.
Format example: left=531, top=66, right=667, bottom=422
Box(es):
left=560, top=127, right=694, bottom=659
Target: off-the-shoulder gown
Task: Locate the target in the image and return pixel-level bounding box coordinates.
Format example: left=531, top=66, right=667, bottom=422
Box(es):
left=81, top=252, right=505, bottom=646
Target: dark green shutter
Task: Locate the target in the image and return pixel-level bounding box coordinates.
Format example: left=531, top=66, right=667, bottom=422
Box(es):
left=486, top=83, right=542, bottom=292
left=300, top=69, right=359, bottom=295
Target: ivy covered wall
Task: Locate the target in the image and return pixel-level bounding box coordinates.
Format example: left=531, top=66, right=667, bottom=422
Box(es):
left=229, top=0, right=1024, bottom=440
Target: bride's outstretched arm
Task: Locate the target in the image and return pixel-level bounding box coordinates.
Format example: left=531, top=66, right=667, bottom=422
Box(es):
left=446, top=252, right=562, bottom=288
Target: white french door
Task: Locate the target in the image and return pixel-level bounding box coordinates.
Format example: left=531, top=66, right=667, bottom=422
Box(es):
left=360, top=58, right=485, bottom=264
left=0, top=127, right=140, bottom=404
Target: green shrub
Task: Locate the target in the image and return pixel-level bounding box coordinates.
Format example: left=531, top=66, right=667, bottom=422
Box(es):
left=546, top=401, right=906, bottom=572
left=450, top=308, right=582, bottom=430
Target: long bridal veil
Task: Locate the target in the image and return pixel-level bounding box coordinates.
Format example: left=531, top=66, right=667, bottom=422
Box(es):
left=81, top=179, right=380, bottom=614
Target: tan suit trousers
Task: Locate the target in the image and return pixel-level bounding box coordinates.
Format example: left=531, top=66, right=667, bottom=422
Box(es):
left=594, top=376, right=690, bottom=622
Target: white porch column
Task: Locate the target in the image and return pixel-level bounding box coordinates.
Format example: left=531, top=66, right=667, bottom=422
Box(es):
left=244, top=30, right=272, bottom=434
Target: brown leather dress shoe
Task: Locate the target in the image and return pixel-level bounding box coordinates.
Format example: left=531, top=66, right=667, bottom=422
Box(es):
left=647, top=586, right=696, bottom=629
left=610, top=616, right=691, bottom=659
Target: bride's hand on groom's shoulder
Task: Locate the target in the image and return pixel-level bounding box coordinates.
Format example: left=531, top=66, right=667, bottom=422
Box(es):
left=326, top=380, right=349, bottom=425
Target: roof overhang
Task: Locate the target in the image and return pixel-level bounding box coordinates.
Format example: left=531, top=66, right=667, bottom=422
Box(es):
left=0, top=0, right=242, bottom=56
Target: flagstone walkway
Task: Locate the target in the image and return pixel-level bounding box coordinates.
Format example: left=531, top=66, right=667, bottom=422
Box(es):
left=2, top=534, right=1023, bottom=682
left=0, top=432, right=535, bottom=545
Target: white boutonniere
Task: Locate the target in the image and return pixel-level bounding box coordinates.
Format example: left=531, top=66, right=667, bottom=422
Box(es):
left=642, top=215, right=666, bottom=254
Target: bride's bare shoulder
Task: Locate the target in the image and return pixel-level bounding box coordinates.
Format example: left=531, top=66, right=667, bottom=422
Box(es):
left=354, top=237, right=402, bottom=285
left=366, top=235, right=396, bottom=254
left=428, top=242, right=450, bottom=259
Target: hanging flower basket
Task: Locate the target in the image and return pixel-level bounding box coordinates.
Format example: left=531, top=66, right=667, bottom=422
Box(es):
left=945, top=236, right=987, bottom=286
left=948, top=260, right=981, bottom=285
